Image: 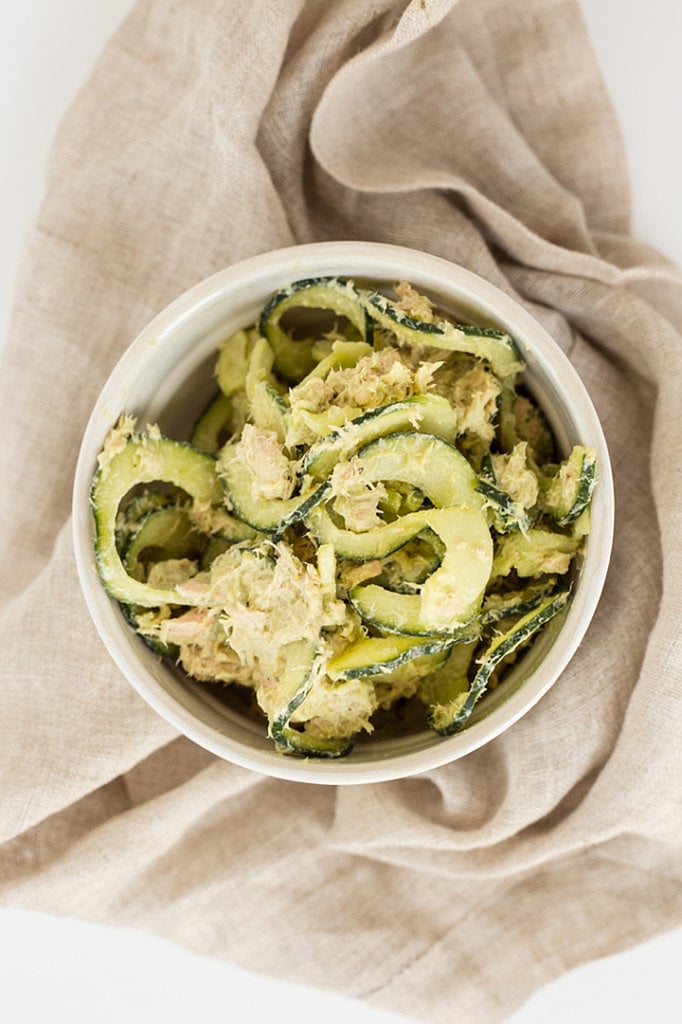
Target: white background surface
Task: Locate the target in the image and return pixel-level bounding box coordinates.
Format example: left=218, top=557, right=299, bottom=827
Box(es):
left=1, top=2, right=681, bottom=1022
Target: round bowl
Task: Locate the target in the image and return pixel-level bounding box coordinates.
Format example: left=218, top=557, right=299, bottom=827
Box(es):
left=72, top=241, right=614, bottom=785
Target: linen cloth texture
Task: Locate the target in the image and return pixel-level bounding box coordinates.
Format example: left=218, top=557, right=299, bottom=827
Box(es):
left=1, top=1, right=681, bottom=1021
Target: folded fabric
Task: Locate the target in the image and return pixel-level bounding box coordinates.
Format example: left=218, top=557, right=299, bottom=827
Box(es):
left=1, top=2, right=680, bottom=1021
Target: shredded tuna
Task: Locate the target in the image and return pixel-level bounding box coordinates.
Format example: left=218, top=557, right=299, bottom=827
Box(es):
left=189, top=502, right=239, bottom=534
left=146, top=558, right=198, bottom=589
left=395, top=281, right=436, bottom=323
left=176, top=542, right=345, bottom=679
left=290, top=676, right=376, bottom=739
left=447, top=364, right=501, bottom=443
left=330, top=457, right=387, bottom=532
left=291, top=348, right=437, bottom=418
left=491, top=442, right=539, bottom=511
left=175, top=609, right=257, bottom=686
left=229, top=424, right=296, bottom=501
left=97, top=414, right=137, bottom=469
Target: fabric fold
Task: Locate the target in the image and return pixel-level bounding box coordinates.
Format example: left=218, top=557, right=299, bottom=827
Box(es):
left=308, top=0, right=629, bottom=278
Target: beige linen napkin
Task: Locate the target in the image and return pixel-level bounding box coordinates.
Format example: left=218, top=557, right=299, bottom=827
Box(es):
left=1, top=1, right=681, bottom=1020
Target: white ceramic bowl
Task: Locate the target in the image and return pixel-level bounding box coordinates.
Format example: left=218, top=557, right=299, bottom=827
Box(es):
left=73, top=241, right=614, bottom=784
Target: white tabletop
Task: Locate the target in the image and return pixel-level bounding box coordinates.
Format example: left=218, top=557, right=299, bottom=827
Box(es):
left=1, top=2, right=680, bottom=1022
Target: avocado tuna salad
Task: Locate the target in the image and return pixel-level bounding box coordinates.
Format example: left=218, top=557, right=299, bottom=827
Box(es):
left=90, top=277, right=596, bottom=758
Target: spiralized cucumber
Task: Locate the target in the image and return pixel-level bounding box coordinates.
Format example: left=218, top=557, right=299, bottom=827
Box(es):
left=90, top=276, right=595, bottom=758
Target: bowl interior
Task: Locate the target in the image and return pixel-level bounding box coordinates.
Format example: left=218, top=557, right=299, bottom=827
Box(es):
left=73, top=242, right=613, bottom=784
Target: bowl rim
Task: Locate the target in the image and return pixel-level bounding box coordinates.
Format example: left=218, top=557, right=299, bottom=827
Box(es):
left=72, top=240, right=614, bottom=785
